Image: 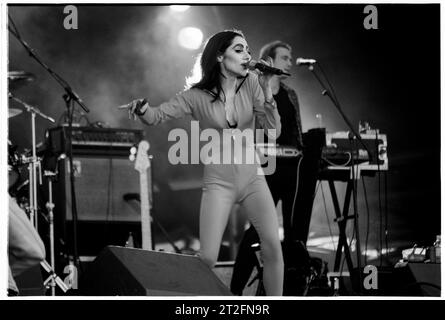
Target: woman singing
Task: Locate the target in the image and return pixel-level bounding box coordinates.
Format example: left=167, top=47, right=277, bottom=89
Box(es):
left=119, top=30, right=284, bottom=295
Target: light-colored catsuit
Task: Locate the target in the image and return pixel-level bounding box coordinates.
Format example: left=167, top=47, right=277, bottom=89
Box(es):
left=141, top=73, right=284, bottom=295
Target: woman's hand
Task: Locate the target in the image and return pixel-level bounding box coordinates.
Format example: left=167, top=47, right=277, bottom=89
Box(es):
left=118, top=98, right=149, bottom=121
left=256, top=57, right=274, bottom=101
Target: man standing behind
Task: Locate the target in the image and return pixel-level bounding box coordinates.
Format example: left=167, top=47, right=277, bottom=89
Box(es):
left=260, top=41, right=305, bottom=244
left=231, top=41, right=323, bottom=295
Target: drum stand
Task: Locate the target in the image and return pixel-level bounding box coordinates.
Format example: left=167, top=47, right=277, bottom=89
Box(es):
left=43, top=170, right=69, bottom=295
left=28, top=109, right=38, bottom=228
left=9, top=92, right=68, bottom=295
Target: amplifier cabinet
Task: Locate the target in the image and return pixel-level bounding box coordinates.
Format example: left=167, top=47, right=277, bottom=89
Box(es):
left=46, top=126, right=144, bottom=157
left=53, top=153, right=152, bottom=258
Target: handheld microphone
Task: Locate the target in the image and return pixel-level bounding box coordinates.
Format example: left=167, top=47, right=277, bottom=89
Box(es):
left=247, top=60, right=291, bottom=76
left=295, top=58, right=317, bottom=66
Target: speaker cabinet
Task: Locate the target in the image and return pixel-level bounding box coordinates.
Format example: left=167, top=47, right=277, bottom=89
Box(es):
left=402, top=263, right=441, bottom=296
left=80, top=246, right=232, bottom=296
left=347, top=264, right=441, bottom=296
left=53, top=154, right=152, bottom=258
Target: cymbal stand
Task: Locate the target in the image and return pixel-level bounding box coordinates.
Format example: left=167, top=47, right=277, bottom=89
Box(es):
left=33, top=169, right=69, bottom=295
left=9, top=93, right=55, bottom=224
left=30, top=109, right=37, bottom=226
left=44, top=170, right=57, bottom=295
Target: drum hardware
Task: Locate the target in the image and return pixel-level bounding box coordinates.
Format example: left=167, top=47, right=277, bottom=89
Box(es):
left=40, top=260, right=69, bottom=294
left=8, top=141, right=25, bottom=197
left=9, top=93, right=56, bottom=124
left=8, top=141, right=21, bottom=170
left=9, top=92, right=54, bottom=226
left=43, top=169, right=69, bottom=295
left=8, top=92, right=66, bottom=295
left=9, top=16, right=89, bottom=292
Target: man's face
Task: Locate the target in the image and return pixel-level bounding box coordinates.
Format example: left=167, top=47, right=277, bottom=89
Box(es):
left=272, top=47, right=292, bottom=79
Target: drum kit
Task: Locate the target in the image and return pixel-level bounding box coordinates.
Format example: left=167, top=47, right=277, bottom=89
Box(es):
left=8, top=70, right=68, bottom=295
left=8, top=71, right=33, bottom=197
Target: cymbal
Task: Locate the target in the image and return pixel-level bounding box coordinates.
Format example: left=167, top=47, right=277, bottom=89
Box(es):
left=8, top=71, right=36, bottom=90
left=9, top=108, right=22, bottom=118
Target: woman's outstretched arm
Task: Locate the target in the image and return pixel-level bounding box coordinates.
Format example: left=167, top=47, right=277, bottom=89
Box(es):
left=118, top=91, right=195, bottom=126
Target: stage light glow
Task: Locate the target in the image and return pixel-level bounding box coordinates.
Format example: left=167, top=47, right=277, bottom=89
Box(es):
left=177, top=27, right=203, bottom=50
left=170, top=5, right=190, bottom=12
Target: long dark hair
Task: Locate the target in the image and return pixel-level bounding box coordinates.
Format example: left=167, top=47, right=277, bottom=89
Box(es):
left=187, top=29, right=244, bottom=102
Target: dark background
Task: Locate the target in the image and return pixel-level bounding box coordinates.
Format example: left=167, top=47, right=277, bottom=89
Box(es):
left=7, top=5, right=440, bottom=266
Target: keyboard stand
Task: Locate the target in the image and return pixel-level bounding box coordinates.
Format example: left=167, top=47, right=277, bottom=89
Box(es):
left=326, top=178, right=356, bottom=273
left=319, top=165, right=366, bottom=274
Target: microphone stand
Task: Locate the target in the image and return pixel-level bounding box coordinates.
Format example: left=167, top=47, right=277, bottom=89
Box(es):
left=8, top=18, right=89, bottom=273
left=63, top=94, right=82, bottom=272
left=305, top=63, right=371, bottom=294
left=7, top=23, right=89, bottom=114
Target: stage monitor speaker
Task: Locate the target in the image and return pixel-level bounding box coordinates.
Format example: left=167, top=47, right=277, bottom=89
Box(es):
left=403, top=263, right=441, bottom=296
left=376, top=263, right=441, bottom=296
left=80, top=246, right=232, bottom=296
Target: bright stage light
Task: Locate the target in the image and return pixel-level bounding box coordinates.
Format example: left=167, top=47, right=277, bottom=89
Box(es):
left=177, top=27, right=203, bottom=50
left=170, top=5, right=191, bottom=12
